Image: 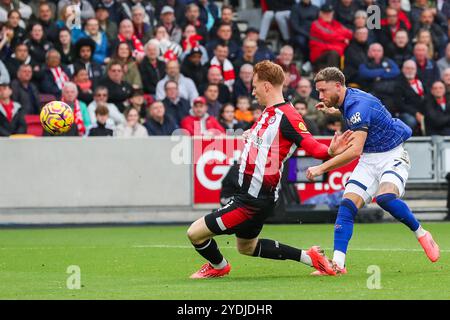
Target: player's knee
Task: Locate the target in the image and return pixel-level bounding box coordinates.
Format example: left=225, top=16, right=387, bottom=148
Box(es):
left=186, top=224, right=200, bottom=243
left=376, top=193, right=397, bottom=208
left=237, top=242, right=257, bottom=256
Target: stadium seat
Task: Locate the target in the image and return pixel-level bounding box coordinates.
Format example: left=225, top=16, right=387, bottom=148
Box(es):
left=25, top=115, right=43, bottom=136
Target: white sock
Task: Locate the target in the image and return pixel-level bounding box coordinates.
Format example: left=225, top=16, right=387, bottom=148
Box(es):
left=211, top=258, right=228, bottom=270
left=333, top=250, right=346, bottom=269
left=300, top=251, right=313, bottom=267
left=414, top=225, right=427, bottom=239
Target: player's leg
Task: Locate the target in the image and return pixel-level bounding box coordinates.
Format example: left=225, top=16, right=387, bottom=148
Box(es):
left=187, top=214, right=231, bottom=279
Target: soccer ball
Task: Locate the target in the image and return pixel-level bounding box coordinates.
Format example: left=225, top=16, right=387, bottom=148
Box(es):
left=40, top=101, right=74, bottom=135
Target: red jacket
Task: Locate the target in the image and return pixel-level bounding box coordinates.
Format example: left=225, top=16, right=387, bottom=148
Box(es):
left=180, top=114, right=226, bottom=136
left=309, top=18, right=353, bottom=63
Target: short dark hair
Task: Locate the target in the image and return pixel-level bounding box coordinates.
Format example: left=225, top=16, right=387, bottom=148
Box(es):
left=95, top=104, right=109, bottom=116
left=164, top=80, right=178, bottom=90
left=314, top=67, right=346, bottom=85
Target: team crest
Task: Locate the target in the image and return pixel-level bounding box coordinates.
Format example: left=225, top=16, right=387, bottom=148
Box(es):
left=298, top=122, right=308, bottom=132
left=268, top=116, right=277, bottom=124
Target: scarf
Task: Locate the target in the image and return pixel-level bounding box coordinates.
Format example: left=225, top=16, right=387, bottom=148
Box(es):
left=76, top=80, right=92, bottom=91
left=210, top=56, right=235, bottom=91
left=118, top=33, right=144, bottom=58
left=409, top=78, right=424, bottom=97
left=436, top=96, right=446, bottom=112
left=1, top=100, right=14, bottom=122
left=62, top=98, right=86, bottom=136
left=50, top=67, right=69, bottom=90
left=182, top=34, right=203, bottom=51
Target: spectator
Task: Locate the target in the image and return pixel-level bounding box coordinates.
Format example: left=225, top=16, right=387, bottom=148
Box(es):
left=334, top=0, right=359, bottom=30
left=159, top=5, right=182, bottom=44
left=413, top=8, right=447, bottom=58
left=81, top=17, right=109, bottom=65
left=290, top=0, right=319, bottom=61
left=131, top=4, right=152, bottom=44
left=109, top=42, right=143, bottom=89
left=4, top=43, right=38, bottom=80
left=96, top=0, right=127, bottom=25
left=57, top=0, right=94, bottom=22
left=219, top=103, right=248, bottom=134
left=0, top=22, right=14, bottom=60
left=71, top=37, right=103, bottom=87
left=0, top=59, right=10, bottom=85
left=376, top=7, right=408, bottom=46
left=24, top=22, right=53, bottom=65
left=73, top=67, right=93, bottom=104
left=86, top=104, right=114, bottom=136
left=442, top=67, right=450, bottom=92
left=155, top=0, right=186, bottom=26
left=244, top=27, right=275, bottom=62
left=162, top=79, right=190, bottom=125
left=282, top=68, right=296, bottom=101
left=416, top=28, right=438, bottom=60
left=293, top=100, right=320, bottom=135
left=33, top=2, right=59, bottom=43
left=321, top=115, right=343, bottom=136
left=309, top=3, right=353, bottom=71
left=98, top=61, right=133, bottom=112
left=204, top=83, right=221, bottom=118
left=210, top=5, right=241, bottom=45
left=88, top=86, right=125, bottom=128
left=385, top=29, right=413, bottom=67
left=207, top=22, right=240, bottom=62
left=40, top=49, right=71, bottom=99
left=154, top=25, right=182, bottom=61
left=113, top=19, right=145, bottom=62
left=0, top=0, right=32, bottom=28
left=425, top=80, right=450, bottom=136
left=56, top=3, right=83, bottom=43
left=180, top=47, right=207, bottom=88
left=385, top=0, right=412, bottom=31
left=209, top=42, right=235, bottom=92
left=233, top=39, right=257, bottom=73
left=139, top=40, right=166, bottom=95
left=126, top=1, right=156, bottom=27
left=395, top=60, right=426, bottom=132
left=358, top=43, right=400, bottom=113
left=182, top=3, right=208, bottom=44
left=180, top=96, right=225, bottom=136
left=128, top=88, right=148, bottom=120
left=437, top=43, right=450, bottom=75
left=197, top=0, right=219, bottom=32
left=413, top=43, right=440, bottom=90
left=199, top=66, right=231, bottom=104
left=233, top=64, right=253, bottom=103
left=343, top=27, right=369, bottom=86
left=353, top=10, right=376, bottom=44
left=7, top=10, right=25, bottom=47
left=55, top=27, right=75, bottom=66
left=61, top=81, right=90, bottom=136
left=143, top=100, right=178, bottom=136
left=11, top=64, right=40, bottom=115
left=292, top=78, right=324, bottom=128
left=115, top=106, right=148, bottom=137
left=259, top=0, right=293, bottom=43
left=180, top=24, right=208, bottom=65
left=94, top=2, right=118, bottom=44
left=234, top=95, right=253, bottom=124
left=275, top=45, right=301, bottom=89
left=0, top=82, right=26, bottom=136
left=249, top=103, right=264, bottom=127
left=155, top=60, right=198, bottom=104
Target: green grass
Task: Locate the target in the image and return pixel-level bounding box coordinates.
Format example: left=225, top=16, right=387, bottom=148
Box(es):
left=0, top=223, right=449, bottom=299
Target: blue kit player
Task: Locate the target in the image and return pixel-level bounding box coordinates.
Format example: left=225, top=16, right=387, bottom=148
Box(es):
left=306, top=67, right=440, bottom=275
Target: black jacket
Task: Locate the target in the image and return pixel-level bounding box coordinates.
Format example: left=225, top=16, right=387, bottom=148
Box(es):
left=71, top=60, right=104, bottom=86
left=265, top=0, right=294, bottom=11
left=24, top=38, right=53, bottom=66
left=385, top=43, right=413, bottom=68
left=181, top=59, right=207, bottom=88
left=144, top=115, right=178, bottom=136
left=39, top=65, right=72, bottom=99
left=334, top=1, right=359, bottom=30
left=87, top=122, right=114, bottom=137
left=414, top=58, right=441, bottom=90
left=98, top=77, right=133, bottom=113
left=232, top=78, right=252, bottom=104
left=290, top=2, right=319, bottom=38
left=343, top=39, right=369, bottom=85
left=425, top=96, right=450, bottom=136
left=199, top=83, right=231, bottom=105
left=162, top=97, right=191, bottom=126
left=0, top=102, right=27, bottom=136
left=11, top=79, right=41, bottom=115
left=138, top=58, right=166, bottom=95
left=395, top=75, right=426, bottom=116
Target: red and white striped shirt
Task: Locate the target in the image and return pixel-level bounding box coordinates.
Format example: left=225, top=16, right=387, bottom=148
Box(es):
left=239, top=102, right=331, bottom=200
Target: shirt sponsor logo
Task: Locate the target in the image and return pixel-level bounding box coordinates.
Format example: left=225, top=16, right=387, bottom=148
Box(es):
left=298, top=122, right=308, bottom=132
left=350, top=112, right=362, bottom=125
left=268, top=116, right=277, bottom=124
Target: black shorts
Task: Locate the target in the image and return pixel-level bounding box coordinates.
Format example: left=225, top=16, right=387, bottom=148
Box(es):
left=204, top=193, right=276, bottom=239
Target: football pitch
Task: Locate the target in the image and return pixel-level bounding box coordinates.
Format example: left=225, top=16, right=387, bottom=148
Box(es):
left=0, top=222, right=449, bottom=300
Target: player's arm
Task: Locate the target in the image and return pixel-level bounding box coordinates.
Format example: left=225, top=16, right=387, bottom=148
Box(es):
left=306, top=130, right=367, bottom=181
left=315, top=102, right=342, bottom=116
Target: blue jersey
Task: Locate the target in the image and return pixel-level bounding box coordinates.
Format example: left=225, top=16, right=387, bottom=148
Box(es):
left=339, top=88, right=412, bottom=153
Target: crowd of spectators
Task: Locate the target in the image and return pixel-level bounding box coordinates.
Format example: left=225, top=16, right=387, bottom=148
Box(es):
left=1, top=0, right=450, bottom=137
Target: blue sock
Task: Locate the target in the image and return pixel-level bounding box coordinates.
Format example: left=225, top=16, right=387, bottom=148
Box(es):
left=376, top=193, right=420, bottom=231
left=334, top=198, right=358, bottom=254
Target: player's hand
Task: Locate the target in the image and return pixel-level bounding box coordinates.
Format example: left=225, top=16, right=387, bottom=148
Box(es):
left=328, top=130, right=354, bottom=156
left=315, top=102, right=340, bottom=115
left=306, top=165, right=324, bottom=182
